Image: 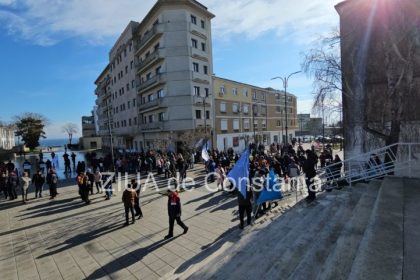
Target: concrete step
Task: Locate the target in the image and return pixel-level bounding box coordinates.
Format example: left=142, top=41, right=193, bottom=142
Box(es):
left=246, top=193, right=349, bottom=279
left=348, top=177, right=404, bottom=280
left=403, top=178, right=420, bottom=280
left=315, top=180, right=382, bottom=280
left=286, top=185, right=367, bottom=280
left=192, top=193, right=343, bottom=279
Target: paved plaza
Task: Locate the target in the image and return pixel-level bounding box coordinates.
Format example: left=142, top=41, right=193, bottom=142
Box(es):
left=0, top=165, right=247, bottom=280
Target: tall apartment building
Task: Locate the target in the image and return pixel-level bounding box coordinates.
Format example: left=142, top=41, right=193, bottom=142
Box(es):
left=109, top=21, right=140, bottom=151
left=0, top=124, right=15, bottom=150
left=94, top=65, right=112, bottom=149
left=135, top=0, right=215, bottom=152
left=213, top=76, right=298, bottom=152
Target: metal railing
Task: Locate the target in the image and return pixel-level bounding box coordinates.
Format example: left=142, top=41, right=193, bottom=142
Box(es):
left=314, top=142, right=420, bottom=190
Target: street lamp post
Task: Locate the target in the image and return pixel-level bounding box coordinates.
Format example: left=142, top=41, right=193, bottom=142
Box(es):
left=272, top=71, right=301, bottom=145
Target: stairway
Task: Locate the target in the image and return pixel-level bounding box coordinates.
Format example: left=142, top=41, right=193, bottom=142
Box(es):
left=179, top=177, right=420, bottom=280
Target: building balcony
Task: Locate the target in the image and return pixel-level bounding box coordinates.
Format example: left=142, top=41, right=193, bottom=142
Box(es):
left=194, top=118, right=211, bottom=128
left=139, top=121, right=165, bottom=131
left=189, top=22, right=207, bottom=40
left=193, top=96, right=211, bottom=106
left=136, top=24, right=164, bottom=54
left=136, top=50, right=164, bottom=73
left=138, top=97, right=168, bottom=112
left=137, top=74, right=166, bottom=92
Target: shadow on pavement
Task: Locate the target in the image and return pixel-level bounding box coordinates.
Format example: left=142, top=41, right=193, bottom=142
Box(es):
left=87, top=236, right=181, bottom=279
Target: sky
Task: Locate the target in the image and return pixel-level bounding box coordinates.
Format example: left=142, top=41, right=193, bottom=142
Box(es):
left=0, top=0, right=341, bottom=139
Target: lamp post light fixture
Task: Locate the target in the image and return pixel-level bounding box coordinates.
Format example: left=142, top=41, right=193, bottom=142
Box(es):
left=271, top=71, right=301, bottom=144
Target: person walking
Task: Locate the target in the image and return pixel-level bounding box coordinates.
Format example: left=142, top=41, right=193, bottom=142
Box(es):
left=94, top=169, right=103, bottom=194
left=21, top=172, right=31, bottom=203
left=32, top=170, right=45, bottom=198
left=122, top=184, right=137, bottom=226
left=71, top=152, right=77, bottom=171
left=131, top=179, right=143, bottom=219
left=86, top=169, right=95, bottom=195
left=46, top=169, right=58, bottom=200
left=164, top=189, right=188, bottom=239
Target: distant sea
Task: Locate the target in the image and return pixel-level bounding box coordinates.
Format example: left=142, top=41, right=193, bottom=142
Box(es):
left=39, top=138, right=75, bottom=148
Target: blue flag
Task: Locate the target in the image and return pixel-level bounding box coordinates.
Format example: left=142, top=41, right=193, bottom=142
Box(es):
left=227, top=149, right=250, bottom=198
left=257, top=169, right=283, bottom=205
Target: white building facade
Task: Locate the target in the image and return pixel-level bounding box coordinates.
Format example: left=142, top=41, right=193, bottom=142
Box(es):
left=0, top=125, right=15, bottom=150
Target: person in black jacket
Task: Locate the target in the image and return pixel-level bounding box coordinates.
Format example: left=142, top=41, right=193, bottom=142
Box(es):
left=237, top=187, right=253, bottom=229
left=32, top=170, right=45, bottom=198
left=303, top=150, right=317, bottom=202
left=164, top=190, right=188, bottom=239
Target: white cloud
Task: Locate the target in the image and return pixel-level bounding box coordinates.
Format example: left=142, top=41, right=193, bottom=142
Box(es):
left=0, top=0, right=16, bottom=6
left=0, top=0, right=340, bottom=46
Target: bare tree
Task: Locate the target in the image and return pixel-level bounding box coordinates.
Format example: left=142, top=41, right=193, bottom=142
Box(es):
left=301, top=28, right=343, bottom=116
left=62, top=123, right=78, bottom=145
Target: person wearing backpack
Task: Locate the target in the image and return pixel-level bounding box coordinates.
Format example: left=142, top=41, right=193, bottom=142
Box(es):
left=76, top=172, right=90, bottom=204
left=46, top=168, right=58, bottom=200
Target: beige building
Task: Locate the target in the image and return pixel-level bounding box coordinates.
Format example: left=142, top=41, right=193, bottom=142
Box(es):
left=0, top=124, right=15, bottom=150
left=213, top=76, right=298, bottom=152
left=94, top=65, right=113, bottom=149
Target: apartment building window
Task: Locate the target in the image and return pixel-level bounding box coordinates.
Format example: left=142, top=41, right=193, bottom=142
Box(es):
left=203, top=65, right=208, bottom=74
left=261, top=105, right=267, bottom=114
left=148, top=115, right=154, bottom=123
left=154, top=43, right=160, bottom=51
left=277, top=105, right=281, bottom=112
left=158, top=89, right=165, bottom=98
left=233, top=119, right=240, bottom=131
left=191, top=38, right=198, bottom=48
left=262, top=120, right=267, bottom=129
left=124, top=49, right=127, bottom=57
left=243, top=104, right=249, bottom=114
left=126, top=83, right=129, bottom=91
left=129, top=119, right=132, bottom=126
left=253, top=120, right=258, bottom=129
left=156, top=66, right=161, bottom=75
left=201, top=20, right=205, bottom=29
left=205, top=88, right=209, bottom=97
left=143, top=116, right=147, bottom=124
left=220, top=102, right=226, bottom=113
left=132, top=80, right=135, bottom=88
left=146, top=72, right=151, bottom=80
left=125, top=66, right=128, bottom=74
left=220, top=85, right=225, bottom=95
left=194, top=86, right=200, bottom=96
left=201, top=42, right=206, bottom=51
left=276, top=120, right=281, bottom=127
left=130, top=61, right=133, bottom=69
left=252, top=91, right=257, bottom=100
left=232, top=88, right=238, bottom=96
left=120, top=70, right=123, bottom=78
left=261, top=93, right=265, bottom=101
left=158, top=112, right=165, bottom=121
left=206, top=110, right=210, bottom=119
left=221, top=119, right=228, bottom=131
left=134, top=117, right=137, bottom=124
left=232, top=103, right=239, bottom=113
left=133, top=98, right=136, bottom=107
left=128, top=101, right=131, bottom=109
left=193, top=62, right=199, bottom=72
left=129, top=42, right=132, bottom=52
left=244, top=119, right=250, bottom=130
left=243, top=89, right=248, bottom=97
left=114, top=77, right=116, bottom=84
left=191, top=15, right=197, bottom=24
left=122, top=87, right=125, bottom=94
left=195, top=110, right=202, bottom=119
left=148, top=94, right=154, bottom=102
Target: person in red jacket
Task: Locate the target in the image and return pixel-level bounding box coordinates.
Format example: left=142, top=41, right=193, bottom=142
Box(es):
left=165, top=189, right=188, bottom=239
